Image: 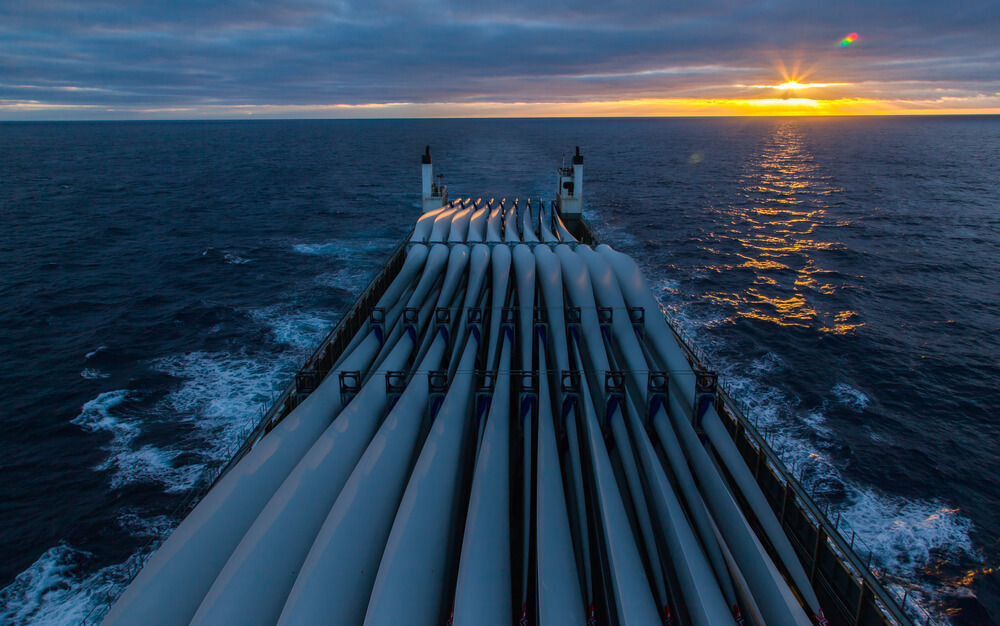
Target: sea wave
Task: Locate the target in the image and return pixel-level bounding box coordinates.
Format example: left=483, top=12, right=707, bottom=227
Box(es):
left=832, top=382, right=871, bottom=412
left=7, top=304, right=343, bottom=624
left=70, top=390, right=203, bottom=493
left=315, top=268, right=375, bottom=293
left=291, top=238, right=395, bottom=259
left=0, top=545, right=118, bottom=626
left=0, top=506, right=173, bottom=626
left=223, top=252, right=251, bottom=265
left=152, top=349, right=289, bottom=458
left=249, top=307, right=338, bottom=353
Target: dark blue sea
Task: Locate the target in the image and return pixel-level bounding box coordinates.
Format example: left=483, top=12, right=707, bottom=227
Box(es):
left=0, top=118, right=997, bottom=624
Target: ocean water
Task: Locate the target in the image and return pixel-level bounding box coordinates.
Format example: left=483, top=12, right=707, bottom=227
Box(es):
left=0, top=118, right=997, bottom=624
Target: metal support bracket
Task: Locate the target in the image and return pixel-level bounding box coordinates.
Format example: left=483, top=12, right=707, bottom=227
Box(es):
left=560, top=370, right=581, bottom=432
left=533, top=305, right=546, bottom=325
left=603, top=370, right=625, bottom=434
left=370, top=307, right=386, bottom=346
left=403, top=307, right=419, bottom=327
left=476, top=370, right=495, bottom=395
left=466, top=306, right=484, bottom=366
left=605, top=370, right=626, bottom=395
left=425, top=369, right=448, bottom=422
left=296, top=369, right=318, bottom=395
left=428, top=369, right=448, bottom=395
left=646, top=370, right=669, bottom=427
left=475, top=370, right=494, bottom=430
left=565, top=306, right=582, bottom=346
left=435, top=307, right=452, bottom=347
left=502, top=306, right=517, bottom=325
left=534, top=314, right=548, bottom=349
left=693, top=369, right=718, bottom=431
left=435, top=307, right=451, bottom=326
left=598, top=306, right=614, bottom=345
left=516, top=370, right=538, bottom=429
left=385, top=370, right=407, bottom=408
left=339, top=370, right=361, bottom=405
left=565, top=306, right=582, bottom=326
left=403, top=307, right=419, bottom=343
left=597, top=306, right=614, bottom=328
left=466, top=306, right=483, bottom=325
left=628, top=306, right=645, bottom=339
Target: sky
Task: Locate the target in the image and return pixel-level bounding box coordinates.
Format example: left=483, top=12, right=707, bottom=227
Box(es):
left=1, top=0, right=999, bottom=119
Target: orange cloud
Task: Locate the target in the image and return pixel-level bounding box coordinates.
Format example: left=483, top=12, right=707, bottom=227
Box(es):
left=4, top=96, right=999, bottom=119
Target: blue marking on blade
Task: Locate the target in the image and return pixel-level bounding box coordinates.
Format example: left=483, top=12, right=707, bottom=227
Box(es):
left=606, top=394, right=621, bottom=418
left=520, top=396, right=535, bottom=426
left=476, top=394, right=491, bottom=419
left=430, top=395, right=445, bottom=418
left=503, top=325, right=515, bottom=343
left=648, top=394, right=664, bottom=423
left=695, top=395, right=713, bottom=428
left=561, top=395, right=577, bottom=427
left=535, top=324, right=546, bottom=344
left=569, top=325, right=580, bottom=345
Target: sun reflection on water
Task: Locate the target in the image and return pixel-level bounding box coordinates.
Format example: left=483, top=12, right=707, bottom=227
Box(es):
left=700, top=121, right=862, bottom=334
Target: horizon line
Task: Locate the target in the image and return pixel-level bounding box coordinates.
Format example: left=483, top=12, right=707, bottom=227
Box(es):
left=4, top=112, right=1000, bottom=123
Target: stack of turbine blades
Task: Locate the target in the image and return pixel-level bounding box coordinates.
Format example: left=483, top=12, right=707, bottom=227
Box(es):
left=106, top=198, right=828, bottom=626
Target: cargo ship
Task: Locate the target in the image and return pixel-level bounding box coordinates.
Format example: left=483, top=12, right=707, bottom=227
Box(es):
left=93, top=147, right=914, bottom=625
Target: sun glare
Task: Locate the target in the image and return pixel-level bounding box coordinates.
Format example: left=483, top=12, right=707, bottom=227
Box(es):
left=750, top=81, right=848, bottom=90
left=774, top=81, right=844, bottom=90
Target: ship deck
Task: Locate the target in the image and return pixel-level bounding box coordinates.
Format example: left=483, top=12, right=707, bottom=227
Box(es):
left=96, top=196, right=916, bottom=626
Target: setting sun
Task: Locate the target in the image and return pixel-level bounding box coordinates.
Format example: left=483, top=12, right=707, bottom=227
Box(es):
left=772, top=81, right=845, bottom=90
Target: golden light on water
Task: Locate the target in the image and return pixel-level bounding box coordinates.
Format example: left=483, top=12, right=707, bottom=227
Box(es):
left=692, top=121, right=866, bottom=334
left=957, top=566, right=997, bottom=587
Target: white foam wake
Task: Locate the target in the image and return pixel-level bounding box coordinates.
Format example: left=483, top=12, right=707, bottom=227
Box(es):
left=152, top=349, right=291, bottom=459
left=831, top=382, right=871, bottom=412
left=249, top=307, right=339, bottom=353
left=0, top=544, right=112, bottom=626
left=80, top=368, right=109, bottom=380
left=291, top=237, right=395, bottom=260
left=315, top=268, right=375, bottom=293
left=7, top=233, right=383, bottom=624
left=223, top=252, right=251, bottom=265
left=0, top=509, right=172, bottom=626
left=70, top=390, right=203, bottom=494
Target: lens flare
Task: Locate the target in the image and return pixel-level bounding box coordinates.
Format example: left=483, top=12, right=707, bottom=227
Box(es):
left=840, top=32, right=859, bottom=47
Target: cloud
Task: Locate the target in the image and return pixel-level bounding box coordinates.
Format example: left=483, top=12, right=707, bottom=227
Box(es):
left=1, top=0, right=998, bottom=117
